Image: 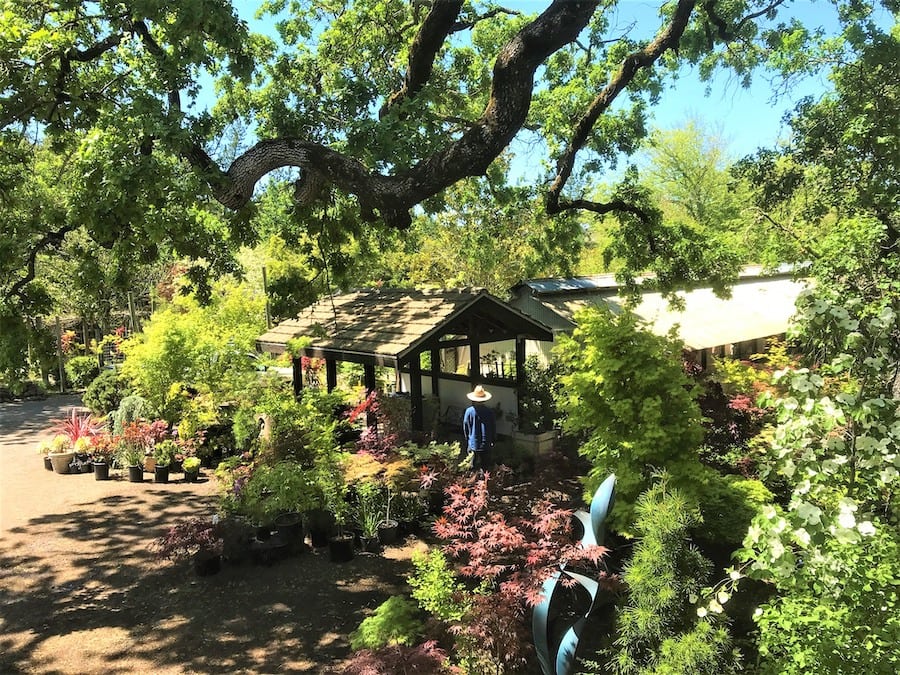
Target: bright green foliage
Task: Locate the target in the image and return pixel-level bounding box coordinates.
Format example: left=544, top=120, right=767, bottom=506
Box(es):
left=64, top=355, right=98, bottom=389
left=382, top=178, right=583, bottom=294
left=408, top=549, right=468, bottom=623
left=237, top=461, right=320, bottom=524
left=710, top=356, right=773, bottom=398
left=601, top=479, right=739, bottom=675
left=119, top=279, right=266, bottom=422
left=232, top=384, right=345, bottom=464
left=752, top=523, right=899, bottom=675
left=349, top=595, right=424, bottom=651
left=555, top=305, right=704, bottom=532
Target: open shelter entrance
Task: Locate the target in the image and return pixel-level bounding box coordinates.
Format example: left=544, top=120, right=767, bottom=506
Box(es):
left=255, top=288, right=553, bottom=436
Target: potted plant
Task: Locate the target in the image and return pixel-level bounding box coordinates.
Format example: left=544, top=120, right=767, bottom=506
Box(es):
left=118, top=443, right=146, bottom=482
left=182, top=456, right=202, bottom=483
left=48, top=434, right=75, bottom=474
left=150, top=516, right=225, bottom=576
left=37, top=440, right=53, bottom=471
left=153, top=439, right=178, bottom=483
left=512, top=355, right=561, bottom=454
left=377, top=458, right=415, bottom=546
left=72, top=436, right=94, bottom=473
left=319, top=457, right=354, bottom=562
left=90, top=433, right=116, bottom=481
left=394, top=490, right=427, bottom=537
left=353, top=480, right=384, bottom=553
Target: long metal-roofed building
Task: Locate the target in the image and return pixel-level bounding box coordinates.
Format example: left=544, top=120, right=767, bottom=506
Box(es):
left=507, top=265, right=809, bottom=366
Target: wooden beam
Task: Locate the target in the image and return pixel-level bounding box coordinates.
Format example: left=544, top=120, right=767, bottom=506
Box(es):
left=515, top=336, right=526, bottom=427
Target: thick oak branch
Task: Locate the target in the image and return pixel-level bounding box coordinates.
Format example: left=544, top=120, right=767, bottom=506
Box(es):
left=547, top=0, right=696, bottom=215
left=380, top=0, right=464, bottom=118
left=188, top=0, right=600, bottom=230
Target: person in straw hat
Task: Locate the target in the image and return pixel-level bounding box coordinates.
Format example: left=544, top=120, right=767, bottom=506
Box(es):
left=463, top=384, right=496, bottom=473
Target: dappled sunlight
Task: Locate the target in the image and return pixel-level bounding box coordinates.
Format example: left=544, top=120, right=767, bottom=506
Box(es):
left=2, top=396, right=422, bottom=673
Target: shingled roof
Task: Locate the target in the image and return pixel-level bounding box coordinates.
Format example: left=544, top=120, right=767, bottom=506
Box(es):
left=256, top=288, right=552, bottom=365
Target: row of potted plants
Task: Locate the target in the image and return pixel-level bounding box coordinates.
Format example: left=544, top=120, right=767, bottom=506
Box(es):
left=37, top=410, right=205, bottom=483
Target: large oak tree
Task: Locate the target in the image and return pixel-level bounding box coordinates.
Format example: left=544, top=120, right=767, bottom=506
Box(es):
left=1, top=0, right=891, bottom=307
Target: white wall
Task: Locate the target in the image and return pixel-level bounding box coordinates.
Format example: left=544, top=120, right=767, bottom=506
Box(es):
left=400, top=373, right=517, bottom=436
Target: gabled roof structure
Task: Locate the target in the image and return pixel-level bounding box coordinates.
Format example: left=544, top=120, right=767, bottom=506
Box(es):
left=256, top=287, right=552, bottom=365
left=256, top=288, right=554, bottom=432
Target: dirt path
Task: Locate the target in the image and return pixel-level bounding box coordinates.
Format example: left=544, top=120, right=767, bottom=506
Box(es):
left=0, top=395, right=423, bottom=674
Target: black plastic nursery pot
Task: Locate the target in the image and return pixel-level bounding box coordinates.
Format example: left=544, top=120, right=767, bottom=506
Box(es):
left=328, top=534, right=355, bottom=563
left=183, top=470, right=199, bottom=483
left=274, top=512, right=304, bottom=547
left=359, top=535, right=381, bottom=554
left=93, top=461, right=110, bottom=480
left=377, top=519, right=399, bottom=546
left=127, top=465, right=143, bottom=482
left=43, top=456, right=53, bottom=471
left=154, top=465, right=170, bottom=483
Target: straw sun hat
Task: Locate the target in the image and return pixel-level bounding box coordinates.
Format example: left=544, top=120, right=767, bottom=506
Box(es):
left=466, top=385, right=492, bottom=402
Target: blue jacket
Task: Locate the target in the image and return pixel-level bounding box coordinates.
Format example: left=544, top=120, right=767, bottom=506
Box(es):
left=463, top=404, right=496, bottom=452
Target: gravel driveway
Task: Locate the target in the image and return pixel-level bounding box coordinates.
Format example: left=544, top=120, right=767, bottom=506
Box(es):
left=0, top=394, right=418, bottom=674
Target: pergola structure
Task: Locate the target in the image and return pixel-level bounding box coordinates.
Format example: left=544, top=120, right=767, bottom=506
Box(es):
left=255, top=288, right=553, bottom=432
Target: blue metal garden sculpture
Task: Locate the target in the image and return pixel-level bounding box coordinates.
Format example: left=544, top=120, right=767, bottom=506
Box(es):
left=532, top=473, right=616, bottom=675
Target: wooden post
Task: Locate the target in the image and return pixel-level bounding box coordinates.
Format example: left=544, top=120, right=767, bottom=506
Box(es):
left=292, top=357, right=303, bottom=399
left=410, top=354, right=423, bottom=431
left=127, top=292, right=139, bottom=333
left=326, top=359, right=338, bottom=392
left=469, top=340, right=481, bottom=384
left=430, top=348, right=440, bottom=396
left=55, top=316, right=65, bottom=393
left=262, top=266, right=272, bottom=329
left=515, top=336, right=526, bottom=429
left=363, top=363, right=377, bottom=427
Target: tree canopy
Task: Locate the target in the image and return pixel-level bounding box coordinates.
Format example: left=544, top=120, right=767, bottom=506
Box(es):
left=3, top=0, right=893, bottom=309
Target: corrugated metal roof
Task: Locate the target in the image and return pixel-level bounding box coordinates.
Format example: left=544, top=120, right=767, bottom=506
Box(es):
left=257, top=288, right=553, bottom=360
left=533, top=277, right=809, bottom=350
left=511, top=264, right=799, bottom=298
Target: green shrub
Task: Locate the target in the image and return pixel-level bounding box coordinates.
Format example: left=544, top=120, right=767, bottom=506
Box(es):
left=64, top=355, right=99, bottom=389
left=696, top=472, right=773, bottom=546
left=349, top=595, right=423, bottom=650
left=599, top=478, right=740, bottom=675
left=110, top=394, right=155, bottom=434
left=82, top=368, right=130, bottom=415
left=408, top=549, right=468, bottom=622
left=118, top=279, right=266, bottom=421
left=555, top=306, right=705, bottom=533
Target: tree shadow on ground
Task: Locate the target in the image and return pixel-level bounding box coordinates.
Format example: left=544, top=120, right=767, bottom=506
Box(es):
left=0, top=395, right=85, bottom=446
left=0, top=488, right=414, bottom=673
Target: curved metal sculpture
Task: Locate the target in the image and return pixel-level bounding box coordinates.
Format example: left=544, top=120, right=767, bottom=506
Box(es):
left=533, top=474, right=616, bottom=675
